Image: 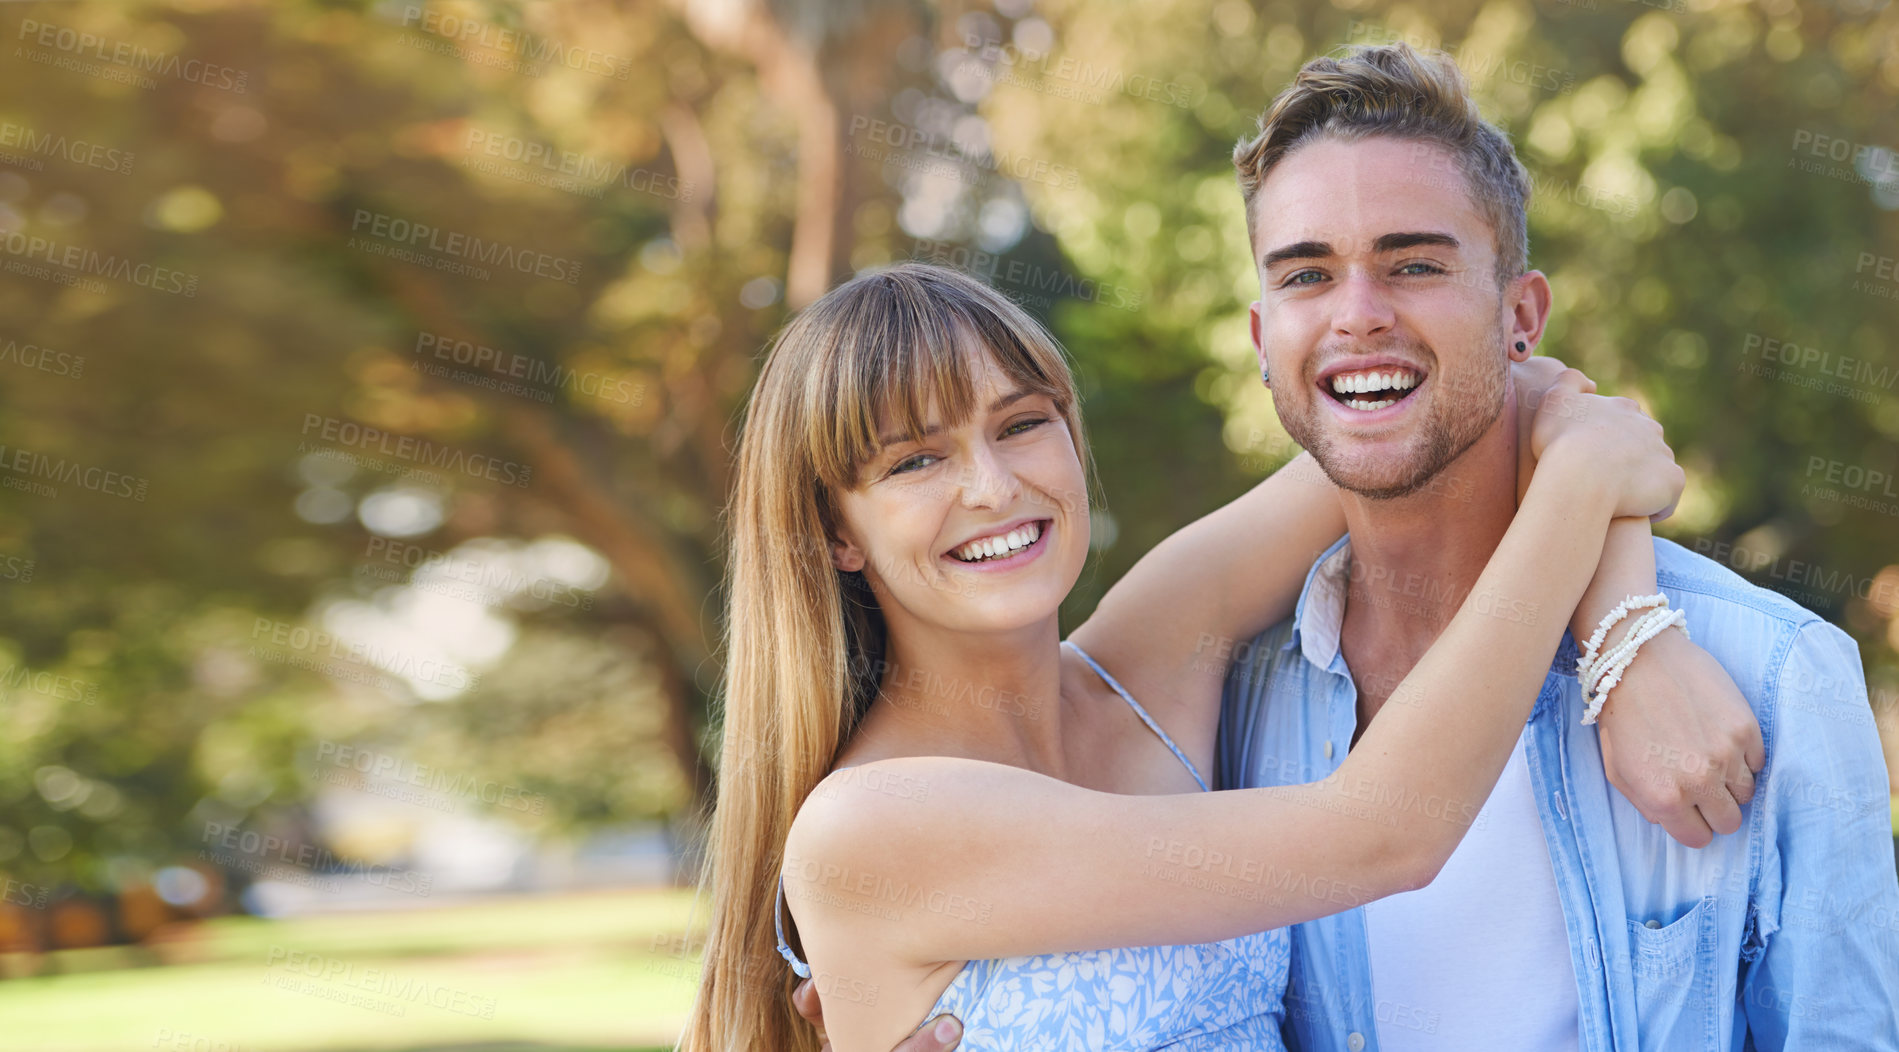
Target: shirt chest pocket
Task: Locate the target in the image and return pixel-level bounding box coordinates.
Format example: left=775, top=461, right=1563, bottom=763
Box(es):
left=1627, top=894, right=1722, bottom=1052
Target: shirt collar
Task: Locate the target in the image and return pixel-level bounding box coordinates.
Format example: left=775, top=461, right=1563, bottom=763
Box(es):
left=1291, top=534, right=1355, bottom=673
left=1289, top=533, right=1582, bottom=680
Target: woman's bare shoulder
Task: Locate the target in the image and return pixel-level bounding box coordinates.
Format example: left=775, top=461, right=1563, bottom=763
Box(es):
left=787, top=755, right=1069, bottom=866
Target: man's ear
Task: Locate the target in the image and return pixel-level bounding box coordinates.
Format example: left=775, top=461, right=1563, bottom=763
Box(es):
left=1504, top=270, right=1553, bottom=361
left=1249, top=301, right=1270, bottom=387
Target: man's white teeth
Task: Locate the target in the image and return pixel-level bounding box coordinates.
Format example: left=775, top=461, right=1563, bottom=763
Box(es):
left=1329, top=370, right=1420, bottom=395
left=953, top=522, right=1042, bottom=563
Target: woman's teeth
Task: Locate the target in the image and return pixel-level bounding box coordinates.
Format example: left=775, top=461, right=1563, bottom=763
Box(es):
left=1328, top=369, right=1420, bottom=412
left=951, top=521, right=1043, bottom=563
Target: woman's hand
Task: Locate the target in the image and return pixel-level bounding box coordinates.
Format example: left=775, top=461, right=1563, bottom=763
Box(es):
left=793, top=980, right=963, bottom=1052
left=1596, top=627, right=1765, bottom=846
left=1529, top=369, right=1685, bottom=522
left=1511, top=356, right=1584, bottom=508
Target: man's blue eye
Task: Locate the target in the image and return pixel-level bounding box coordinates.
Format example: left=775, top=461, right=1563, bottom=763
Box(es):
left=1400, top=262, right=1444, bottom=275
left=1285, top=270, right=1322, bottom=286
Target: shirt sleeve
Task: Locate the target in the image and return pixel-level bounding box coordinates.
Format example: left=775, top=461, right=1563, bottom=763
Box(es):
left=1740, top=619, right=1899, bottom=1049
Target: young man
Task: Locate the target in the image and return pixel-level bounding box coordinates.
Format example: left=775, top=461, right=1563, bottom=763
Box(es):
left=1218, top=42, right=1899, bottom=1051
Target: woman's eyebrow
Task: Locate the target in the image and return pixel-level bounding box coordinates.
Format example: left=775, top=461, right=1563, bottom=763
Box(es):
left=874, top=388, right=1035, bottom=447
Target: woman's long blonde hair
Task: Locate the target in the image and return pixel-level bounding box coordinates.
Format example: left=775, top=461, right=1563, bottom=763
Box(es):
left=680, top=263, right=1090, bottom=1051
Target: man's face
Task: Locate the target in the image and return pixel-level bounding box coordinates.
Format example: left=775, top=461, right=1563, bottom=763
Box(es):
left=1248, top=136, right=1518, bottom=500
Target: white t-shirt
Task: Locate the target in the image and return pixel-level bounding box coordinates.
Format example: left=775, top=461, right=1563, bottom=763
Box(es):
left=1362, top=729, right=1582, bottom=1050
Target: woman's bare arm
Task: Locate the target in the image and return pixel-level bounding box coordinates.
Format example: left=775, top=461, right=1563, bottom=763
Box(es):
left=1512, top=360, right=1765, bottom=845
left=1576, top=521, right=1765, bottom=844
left=1064, top=449, right=1343, bottom=745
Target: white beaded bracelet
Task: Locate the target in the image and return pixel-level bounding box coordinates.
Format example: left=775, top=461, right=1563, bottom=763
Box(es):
left=1583, top=607, right=1666, bottom=695
left=1574, top=593, right=1669, bottom=711
left=1579, top=605, right=1689, bottom=724
left=1585, top=610, right=1687, bottom=722
left=1583, top=607, right=1672, bottom=696
left=1581, top=605, right=1678, bottom=700
left=1576, top=593, right=1668, bottom=675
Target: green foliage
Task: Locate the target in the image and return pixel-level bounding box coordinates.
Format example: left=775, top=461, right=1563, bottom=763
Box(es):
left=0, top=0, right=1893, bottom=905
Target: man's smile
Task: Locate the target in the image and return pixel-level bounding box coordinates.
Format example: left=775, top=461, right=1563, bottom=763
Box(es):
left=1325, top=366, right=1423, bottom=411
left=1315, top=359, right=1430, bottom=419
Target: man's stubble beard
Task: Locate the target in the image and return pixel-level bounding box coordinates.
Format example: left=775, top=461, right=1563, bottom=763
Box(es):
left=1281, top=325, right=1509, bottom=501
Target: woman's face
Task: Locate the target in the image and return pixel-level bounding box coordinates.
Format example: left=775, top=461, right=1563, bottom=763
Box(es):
left=830, top=349, right=1089, bottom=638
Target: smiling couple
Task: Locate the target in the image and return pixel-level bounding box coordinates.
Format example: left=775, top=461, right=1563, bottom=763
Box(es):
left=679, top=42, right=1899, bottom=1052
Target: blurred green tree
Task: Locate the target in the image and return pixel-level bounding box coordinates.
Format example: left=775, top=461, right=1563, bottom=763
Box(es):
left=0, top=0, right=1892, bottom=916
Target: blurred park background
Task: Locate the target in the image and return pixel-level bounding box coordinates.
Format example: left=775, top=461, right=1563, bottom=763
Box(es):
left=0, top=0, right=1895, bottom=1048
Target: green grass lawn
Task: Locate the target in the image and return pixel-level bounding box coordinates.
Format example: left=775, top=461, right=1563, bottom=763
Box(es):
left=0, top=888, right=706, bottom=1052
left=6, top=809, right=1894, bottom=1052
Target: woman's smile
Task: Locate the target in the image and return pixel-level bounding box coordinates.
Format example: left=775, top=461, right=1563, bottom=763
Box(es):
left=943, top=517, right=1054, bottom=572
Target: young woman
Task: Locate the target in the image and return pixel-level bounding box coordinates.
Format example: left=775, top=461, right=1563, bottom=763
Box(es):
left=681, top=263, right=1749, bottom=1052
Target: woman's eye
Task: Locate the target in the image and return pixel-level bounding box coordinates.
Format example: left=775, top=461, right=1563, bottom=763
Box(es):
left=1004, top=416, right=1050, bottom=437
left=889, top=453, right=936, bottom=476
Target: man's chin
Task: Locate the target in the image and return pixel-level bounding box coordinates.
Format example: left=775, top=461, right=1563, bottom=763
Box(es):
left=1298, top=401, right=1495, bottom=500
left=1309, top=446, right=1443, bottom=501
left=1340, top=473, right=1441, bottom=501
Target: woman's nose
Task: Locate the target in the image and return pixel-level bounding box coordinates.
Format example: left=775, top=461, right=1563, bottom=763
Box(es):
left=956, top=444, right=1019, bottom=509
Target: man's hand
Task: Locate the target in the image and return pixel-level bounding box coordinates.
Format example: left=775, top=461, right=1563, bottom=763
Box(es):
left=793, top=978, right=963, bottom=1052
left=1596, top=627, right=1766, bottom=847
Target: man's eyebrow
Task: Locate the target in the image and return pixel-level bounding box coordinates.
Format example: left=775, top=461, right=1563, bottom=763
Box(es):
left=1261, top=239, right=1334, bottom=271
left=1260, top=231, right=1462, bottom=270
left=1373, top=231, right=1461, bottom=254
left=875, top=388, right=1036, bottom=448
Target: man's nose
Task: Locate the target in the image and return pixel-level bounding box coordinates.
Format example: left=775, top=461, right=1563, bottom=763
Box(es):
left=1331, top=269, right=1395, bottom=339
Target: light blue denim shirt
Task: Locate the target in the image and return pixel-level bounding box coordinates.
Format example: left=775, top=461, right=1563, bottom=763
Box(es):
left=1218, top=535, right=1899, bottom=1051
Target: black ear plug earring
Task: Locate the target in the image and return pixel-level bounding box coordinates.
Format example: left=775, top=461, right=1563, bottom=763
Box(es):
left=1516, top=341, right=1528, bottom=352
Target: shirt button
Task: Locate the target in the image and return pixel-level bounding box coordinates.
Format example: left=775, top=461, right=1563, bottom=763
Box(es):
left=1347, top=1033, right=1366, bottom=1051
left=1325, top=740, right=1335, bottom=760
left=1646, top=919, right=1662, bottom=929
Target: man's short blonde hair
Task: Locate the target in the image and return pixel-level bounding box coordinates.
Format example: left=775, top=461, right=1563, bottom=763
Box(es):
left=1233, top=42, right=1531, bottom=291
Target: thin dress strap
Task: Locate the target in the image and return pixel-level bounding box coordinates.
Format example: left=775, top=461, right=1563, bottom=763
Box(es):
left=773, top=871, right=811, bottom=978
left=774, top=763, right=865, bottom=977
left=1063, top=640, right=1209, bottom=792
